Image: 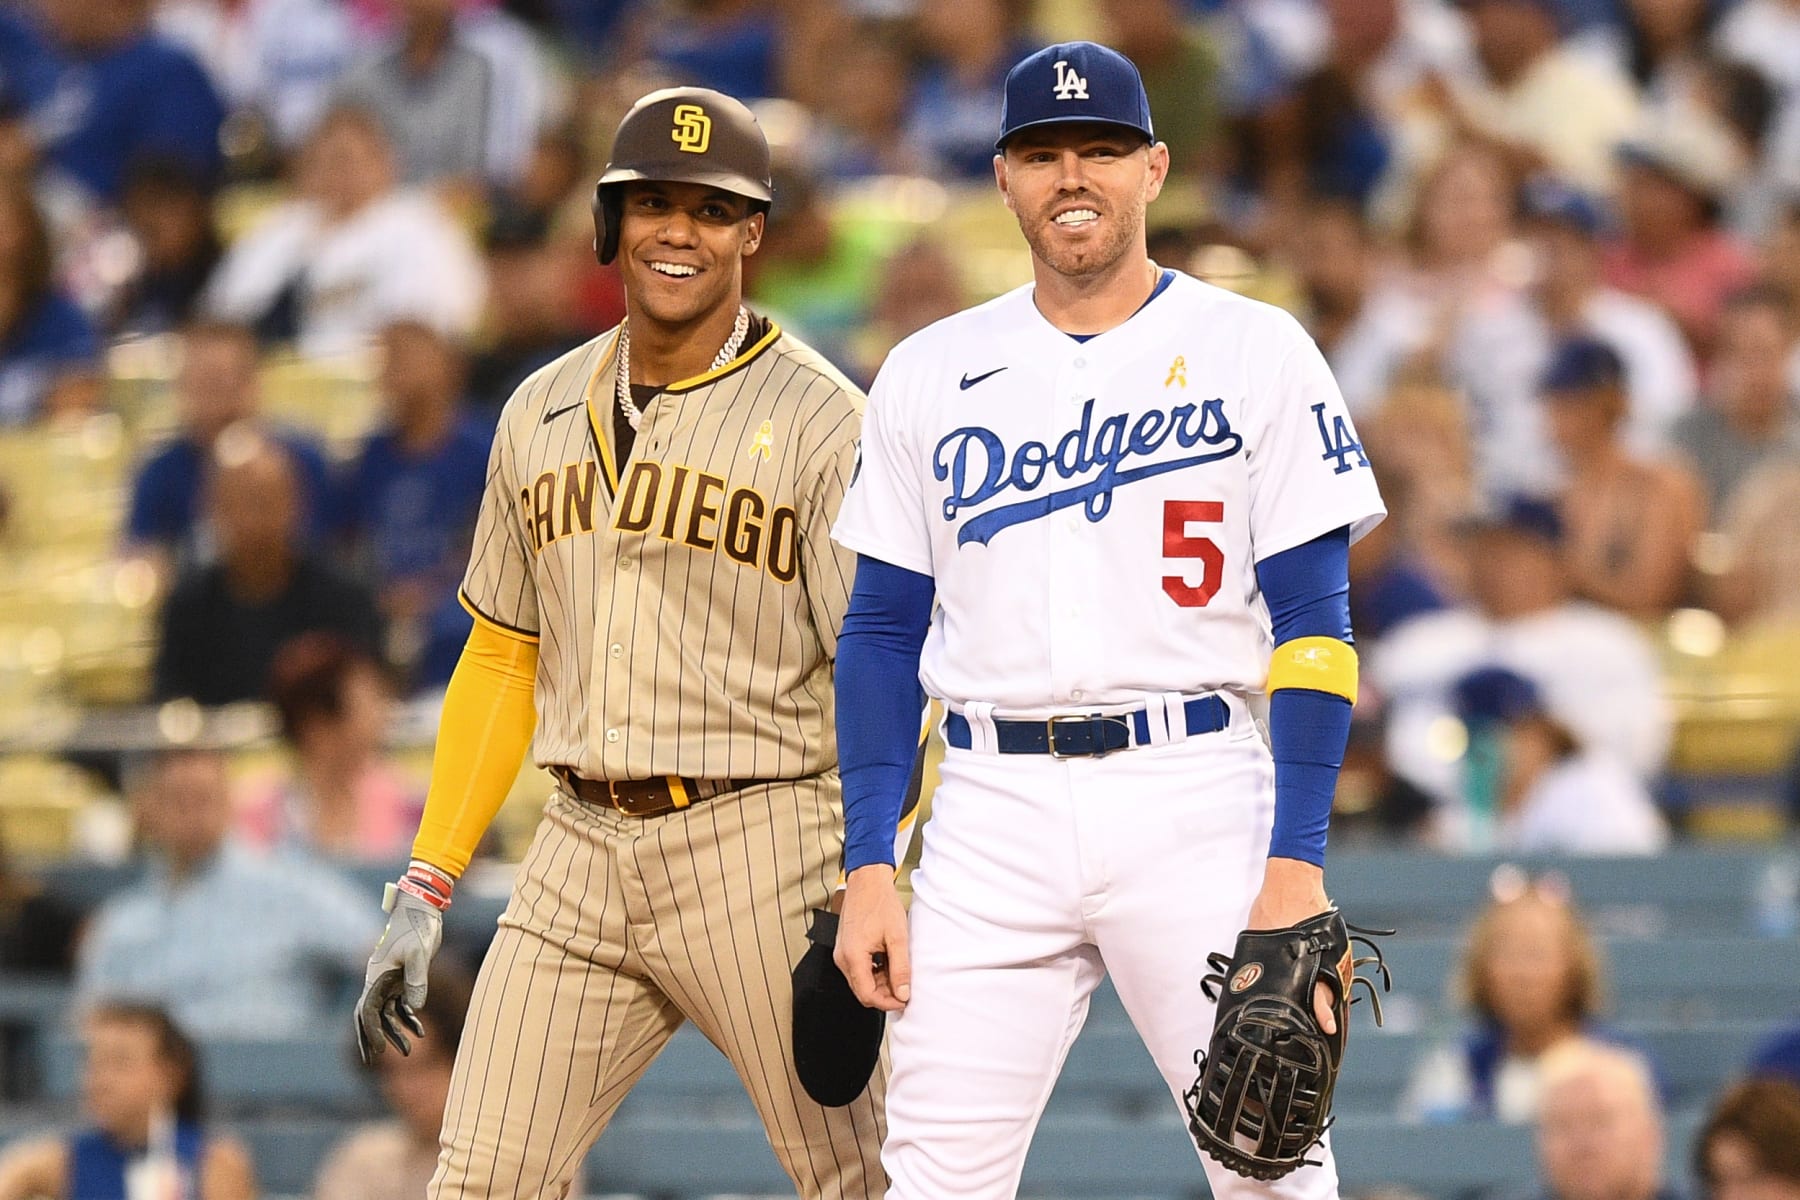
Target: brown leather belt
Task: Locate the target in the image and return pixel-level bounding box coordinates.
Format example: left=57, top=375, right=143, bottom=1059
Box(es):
left=551, top=767, right=752, bottom=818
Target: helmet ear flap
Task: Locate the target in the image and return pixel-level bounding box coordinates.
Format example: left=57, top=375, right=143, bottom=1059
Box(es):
left=592, top=183, right=623, bottom=265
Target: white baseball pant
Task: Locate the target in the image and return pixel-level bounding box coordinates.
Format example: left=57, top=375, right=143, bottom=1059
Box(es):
left=882, top=696, right=1340, bottom=1200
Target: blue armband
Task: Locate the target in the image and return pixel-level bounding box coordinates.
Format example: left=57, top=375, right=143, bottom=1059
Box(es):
left=835, top=555, right=934, bottom=871
left=1256, top=528, right=1355, bottom=868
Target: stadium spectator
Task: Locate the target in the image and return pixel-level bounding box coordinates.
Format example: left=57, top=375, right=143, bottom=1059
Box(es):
left=1403, top=889, right=1630, bottom=1122
left=1538, top=337, right=1704, bottom=619
left=1522, top=175, right=1698, bottom=453
left=73, top=748, right=379, bottom=1039
left=795, top=18, right=921, bottom=182
left=1369, top=496, right=1671, bottom=816
left=19, top=0, right=225, bottom=206
left=152, top=431, right=382, bottom=705
left=1426, top=0, right=1639, bottom=194
left=902, top=0, right=1033, bottom=180
left=1714, top=0, right=1800, bottom=112
left=311, top=962, right=474, bottom=1200
left=1345, top=469, right=1449, bottom=640
left=0, top=1004, right=255, bottom=1200
left=1598, top=0, right=1719, bottom=113
left=847, top=237, right=968, bottom=388
left=504, top=126, right=586, bottom=228
left=465, top=205, right=590, bottom=414
left=334, top=0, right=547, bottom=191
left=1760, top=201, right=1800, bottom=321
left=202, top=104, right=485, bottom=359
left=1707, top=454, right=1800, bottom=625
left=153, top=0, right=355, bottom=150
left=1604, top=101, right=1757, bottom=359
left=1672, top=285, right=1800, bottom=518
left=0, top=827, right=80, bottom=974
left=110, top=158, right=224, bottom=337
left=642, top=0, right=781, bottom=103
left=236, top=633, right=422, bottom=863
left=124, top=321, right=331, bottom=576
left=1451, top=665, right=1669, bottom=854
left=1536, top=1041, right=1673, bottom=1200
left=330, top=320, right=487, bottom=688
left=0, top=180, right=101, bottom=426
left=1358, top=378, right=1481, bottom=590
left=1748, top=1025, right=1800, bottom=1091
left=1290, top=196, right=1420, bottom=418
left=1378, top=140, right=1553, bottom=498
left=1104, top=0, right=1223, bottom=179
left=744, top=164, right=879, bottom=368
left=1696, top=1077, right=1800, bottom=1200
left=1250, top=0, right=1411, bottom=216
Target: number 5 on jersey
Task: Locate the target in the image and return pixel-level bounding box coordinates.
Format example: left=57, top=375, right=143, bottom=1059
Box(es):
left=1162, top=499, right=1223, bottom=608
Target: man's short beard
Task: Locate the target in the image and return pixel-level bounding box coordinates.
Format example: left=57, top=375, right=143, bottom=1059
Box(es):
left=1020, top=204, right=1143, bottom=281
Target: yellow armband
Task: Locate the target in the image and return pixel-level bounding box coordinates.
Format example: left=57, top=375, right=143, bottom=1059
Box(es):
left=1266, top=636, right=1359, bottom=705
left=410, top=618, right=539, bottom=877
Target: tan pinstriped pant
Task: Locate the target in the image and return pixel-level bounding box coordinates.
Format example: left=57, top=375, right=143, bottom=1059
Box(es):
left=429, top=780, right=888, bottom=1199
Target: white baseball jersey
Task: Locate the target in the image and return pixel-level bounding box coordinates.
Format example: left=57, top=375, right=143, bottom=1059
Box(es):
left=833, top=271, right=1385, bottom=715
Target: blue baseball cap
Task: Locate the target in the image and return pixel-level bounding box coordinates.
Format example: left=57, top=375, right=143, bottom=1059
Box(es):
left=1453, top=666, right=1546, bottom=726
left=1540, top=336, right=1626, bottom=395
left=1520, top=175, right=1605, bottom=236
left=1463, top=494, right=1565, bottom=544
left=996, top=42, right=1155, bottom=151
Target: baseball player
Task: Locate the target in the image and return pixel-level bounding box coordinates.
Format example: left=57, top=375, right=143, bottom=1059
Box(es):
left=351, top=87, right=886, bottom=1199
left=830, top=42, right=1385, bottom=1199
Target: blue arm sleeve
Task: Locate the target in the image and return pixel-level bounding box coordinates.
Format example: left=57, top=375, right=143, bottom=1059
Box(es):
left=1255, top=527, right=1354, bottom=868
left=836, top=554, right=935, bottom=871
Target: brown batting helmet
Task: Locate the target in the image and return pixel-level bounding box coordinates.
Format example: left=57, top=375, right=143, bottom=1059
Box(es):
left=592, top=87, right=775, bottom=265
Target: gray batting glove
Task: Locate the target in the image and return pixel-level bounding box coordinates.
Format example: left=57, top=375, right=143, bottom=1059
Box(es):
left=354, top=883, right=444, bottom=1063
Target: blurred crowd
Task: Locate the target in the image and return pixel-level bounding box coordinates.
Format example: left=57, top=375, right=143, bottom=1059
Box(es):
left=1, top=0, right=1799, bottom=1194
left=0, top=0, right=1791, bottom=858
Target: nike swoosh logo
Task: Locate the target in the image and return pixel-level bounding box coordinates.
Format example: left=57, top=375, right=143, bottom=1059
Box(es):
left=542, top=402, right=584, bottom=424
left=959, top=368, right=1007, bottom=390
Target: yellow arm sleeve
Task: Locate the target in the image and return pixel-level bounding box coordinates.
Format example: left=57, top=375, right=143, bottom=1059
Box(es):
left=1266, top=636, right=1360, bottom=704
left=409, top=619, right=539, bottom=877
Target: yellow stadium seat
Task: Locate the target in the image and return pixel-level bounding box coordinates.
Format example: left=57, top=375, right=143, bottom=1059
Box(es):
left=0, top=754, right=112, bottom=858
left=257, top=352, right=383, bottom=458
left=1664, top=614, right=1800, bottom=776
left=0, top=417, right=132, bottom=555
left=105, top=333, right=183, bottom=444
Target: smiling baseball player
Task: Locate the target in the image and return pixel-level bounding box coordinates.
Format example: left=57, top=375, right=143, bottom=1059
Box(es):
left=352, top=87, right=885, bottom=1199
left=830, top=42, right=1386, bottom=1198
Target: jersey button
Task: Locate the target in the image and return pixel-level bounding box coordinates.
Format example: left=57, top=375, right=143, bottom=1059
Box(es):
left=609, top=643, right=623, bottom=659
left=620, top=557, right=635, bottom=571
left=1074, top=357, right=1087, bottom=368
left=605, top=728, right=620, bottom=744
left=1071, top=689, right=1085, bottom=701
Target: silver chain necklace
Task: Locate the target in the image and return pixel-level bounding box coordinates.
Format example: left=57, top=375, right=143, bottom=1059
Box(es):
left=615, top=306, right=751, bottom=431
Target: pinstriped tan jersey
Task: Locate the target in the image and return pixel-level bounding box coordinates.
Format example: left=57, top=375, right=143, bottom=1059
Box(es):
left=459, top=319, right=864, bottom=782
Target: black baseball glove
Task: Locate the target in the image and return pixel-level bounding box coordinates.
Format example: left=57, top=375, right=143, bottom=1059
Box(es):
left=1182, top=909, right=1392, bottom=1181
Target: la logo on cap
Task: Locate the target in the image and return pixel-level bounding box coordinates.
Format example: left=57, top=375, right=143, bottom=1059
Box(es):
left=1052, top=59, right=1088, bottom=100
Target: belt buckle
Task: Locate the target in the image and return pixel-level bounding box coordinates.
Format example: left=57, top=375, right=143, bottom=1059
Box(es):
left=608, top=780, right=659, bottom=817
left=1046, top=713, right=1098, bottom=759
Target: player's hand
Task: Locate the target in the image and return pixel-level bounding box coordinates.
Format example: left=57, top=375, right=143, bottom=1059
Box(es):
left=355, top=885, right=445, bottom=1062
left=1247, top=857, right=1337, bottom=1035
left=835, top=864, right=910, bottom=1012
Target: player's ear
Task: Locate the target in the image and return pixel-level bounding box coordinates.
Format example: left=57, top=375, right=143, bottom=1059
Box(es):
left=994, top=154, right=1015, bottom=213
left=741, top=210, right=766, bottom=257
left=1145, top=141, right=1171, bottom=204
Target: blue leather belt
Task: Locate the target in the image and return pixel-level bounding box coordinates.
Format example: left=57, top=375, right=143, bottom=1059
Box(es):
left=943, top=694, right=1230, bottom=757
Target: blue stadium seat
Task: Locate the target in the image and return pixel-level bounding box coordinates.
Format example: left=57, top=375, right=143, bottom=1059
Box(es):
left=1324, top=848, right=1781, bottom=937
